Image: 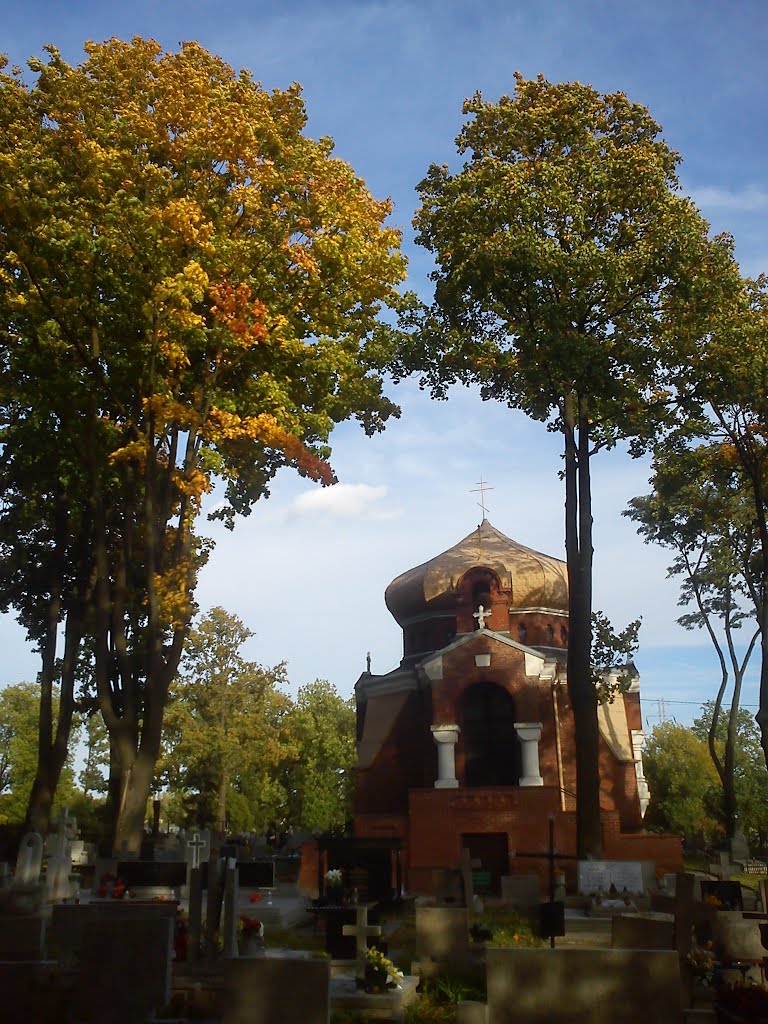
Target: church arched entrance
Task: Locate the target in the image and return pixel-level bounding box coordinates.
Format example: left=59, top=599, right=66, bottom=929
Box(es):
left=462, top=682, right=521, bottom=786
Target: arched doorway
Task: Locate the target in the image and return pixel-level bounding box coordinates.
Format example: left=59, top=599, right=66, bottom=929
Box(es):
left=462, top=681, right=521, bottom=786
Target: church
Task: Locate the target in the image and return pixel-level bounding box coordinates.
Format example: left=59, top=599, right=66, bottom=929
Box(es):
left=353, top=518, right=681, bottom=894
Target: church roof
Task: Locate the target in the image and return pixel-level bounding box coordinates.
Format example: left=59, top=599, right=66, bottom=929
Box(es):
left=385, top=518, right=568, bottom=624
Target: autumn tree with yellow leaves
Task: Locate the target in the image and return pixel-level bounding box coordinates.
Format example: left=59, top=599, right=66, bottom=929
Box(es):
left=0, top=38, right=405, bottom=852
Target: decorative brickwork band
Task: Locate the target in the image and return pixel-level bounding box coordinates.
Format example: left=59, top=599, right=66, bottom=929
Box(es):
left=430, top=724, right=460, bottom=789
left=514, top=722, right=544, bottom=786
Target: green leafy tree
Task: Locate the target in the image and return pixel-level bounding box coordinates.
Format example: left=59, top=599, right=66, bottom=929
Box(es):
left=0, top=39, right=405, bottom=853
left=626, top=441, right=760, bottom=837
left=692, top=702, right=768, bottom=850
left=283, top=679, right=356, bottom=833
left=590, top=611, right=642, bottom=704
left=662, top=276, right=768, bottom=770
left=386, top=73, right=727, bottom=854
left=642, top=721, right=723, bottom=845
left=0, top=681, right=77, bottom=824
left=161, top=607, right=294, bottom=832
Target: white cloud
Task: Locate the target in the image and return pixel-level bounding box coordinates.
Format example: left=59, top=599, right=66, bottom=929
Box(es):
left=287, top=483, right=400, bottom=521
left=692, top=184, right=768, bottom=212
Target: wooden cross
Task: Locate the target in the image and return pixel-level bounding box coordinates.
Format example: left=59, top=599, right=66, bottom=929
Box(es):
left=342, top=905, right=382, bottom=973
left=473, top=604, right=492, bottom=629
left=471, top=478, right=494, bottom=518
left=188, top=832, right=206, bottom=869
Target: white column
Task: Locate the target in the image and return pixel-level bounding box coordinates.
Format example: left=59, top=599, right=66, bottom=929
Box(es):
left=514, top=722, right=543, bottom=787
left=431, top=724, right=460, bottom=789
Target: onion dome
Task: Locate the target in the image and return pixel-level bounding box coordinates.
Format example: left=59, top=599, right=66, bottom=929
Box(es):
left=385, top=518, right=568, bottom=626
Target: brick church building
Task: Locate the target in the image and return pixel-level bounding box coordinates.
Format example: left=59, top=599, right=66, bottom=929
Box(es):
left=353, top=518, right=681, bottom=894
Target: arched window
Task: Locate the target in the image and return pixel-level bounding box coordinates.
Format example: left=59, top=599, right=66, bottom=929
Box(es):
left=462, top=682, right=521, bottom=787
left=518, top=624, right=528, bottom=644
left=545, top=624, right=554, bottom=644
left=560, top=625, right=568, bottom=645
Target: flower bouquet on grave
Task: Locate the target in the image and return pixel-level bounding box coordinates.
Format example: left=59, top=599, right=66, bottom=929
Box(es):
left=96, top=872, right=126, bottom=899
left=686, top=942, right=716, bottom=986
left=238, top=915, right=265, bottom=955
left=325, top=868, right=343, bottom=900
left=361, top=946, right=403, bottom=994
left=714, top=981, right=768, bottom=1024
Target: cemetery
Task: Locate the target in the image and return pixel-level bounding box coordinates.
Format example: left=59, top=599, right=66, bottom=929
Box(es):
left=2, top=14, right=768, bottom=1024
left=2, top=807, right=768, bottom=1022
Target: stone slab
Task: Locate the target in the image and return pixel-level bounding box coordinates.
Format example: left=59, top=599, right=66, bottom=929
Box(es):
left=75, top=915, right=174, bottom=1024
left=50, top=900, right=177, bottom=965
left=486, top=948, right=680, bottom=1024
left=0, top=914, right=46, bottom=959
left=223, top=953, right=330, bottom=1024
left=610, top=913, right=675, bottom=950
left=577, top=860, right=645, bottom=896
left=415, top=905, right=470, bottom=964
left=500, top=875, right=541, bottom=908
left=330, top=973, right=418, bottom=1019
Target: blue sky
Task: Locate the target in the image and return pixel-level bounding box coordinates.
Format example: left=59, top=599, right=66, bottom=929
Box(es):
left=2, top=0, right=767, bottom=731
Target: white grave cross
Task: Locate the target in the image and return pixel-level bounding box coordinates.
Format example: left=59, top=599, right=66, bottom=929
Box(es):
left=473, top=604, right=492, bottom=629
left=188, top=832, right=205, bottom=869
left=342, top=905, right=382, bottom=975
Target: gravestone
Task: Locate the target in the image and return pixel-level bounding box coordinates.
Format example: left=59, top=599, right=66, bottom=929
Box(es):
left=712, top=910, right=765, bottom=960
left=341, top=904, right=382, bottom=979
left=49, top=900, right=178, bottom=967
left=75, top=915, right=174, bottom=1024
left=731, top=827, right=749, bottom=864
left=674, top=872, right=696, bottom=959
left=45, top=812, right=77, bottom=901
left=500, top=874, right=541, bottom=908
left=222, top=863, right=239, bottom=958
left=223, top=953, right=331, bottom=1024
left=0, top=915, right=46, bottom=960
left=115, top=859, right=187, bottom=898
left=577, top=860, right=645, bottom=897
left=235, top=860, right=275, bottom=889
left=611, top=913, right=675, bottom=950
left=187, top=864, right=203, bottom=963
left=186, top=830, right=210, bottom=869
left=415, top=905, right=470, bottom=966
left=433, top=867, right=464, bottom=904
left=486, top=948, right=680, bottom=1024
left=13, top=832, right=43, bottom=887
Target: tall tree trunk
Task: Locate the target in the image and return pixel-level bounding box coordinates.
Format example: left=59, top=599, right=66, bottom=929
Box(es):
left=564, top=391, right=601, bottom=858
left=25, top=593, right=59, bottom=834
left=216, top=773, right=228, bottom=834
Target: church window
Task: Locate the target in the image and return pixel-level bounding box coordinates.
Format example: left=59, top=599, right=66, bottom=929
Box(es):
left=462, top=682, right=521, bottom=787
left=545, top=624, right=554, bottom=643
left=518, top=624, right=527, bottom=643
left=560, top=625, right=568, bottom=644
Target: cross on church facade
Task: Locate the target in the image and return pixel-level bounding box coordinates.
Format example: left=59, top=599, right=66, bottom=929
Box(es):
left=473, top=604, right=492, bottom=629
left=471, top=477, right=494, bottom=518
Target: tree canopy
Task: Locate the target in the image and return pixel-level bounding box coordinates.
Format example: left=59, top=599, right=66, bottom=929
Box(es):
left=386, top=73, right=727, bottom=855
left=161, top=607, right=294, bottom=833
left=0, top=37, right=406, bottom=851
left=626, top=440, right=760, bottom=837
left=642, top=721, right=723, bottom=846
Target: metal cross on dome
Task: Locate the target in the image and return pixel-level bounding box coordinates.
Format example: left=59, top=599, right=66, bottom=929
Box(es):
left=471, top=477, right=494, bottom=518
